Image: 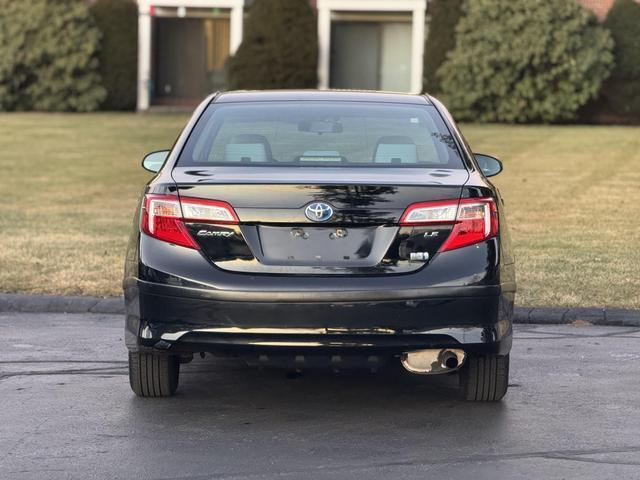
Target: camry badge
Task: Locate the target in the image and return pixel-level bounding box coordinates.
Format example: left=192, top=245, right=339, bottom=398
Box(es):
left=305, top=202, right=334, bottom=222
left=197, top=229, right=234, bottom=238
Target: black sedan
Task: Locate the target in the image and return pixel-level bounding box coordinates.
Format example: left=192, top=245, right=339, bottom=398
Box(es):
left=124, top=91, right=516, bottom=401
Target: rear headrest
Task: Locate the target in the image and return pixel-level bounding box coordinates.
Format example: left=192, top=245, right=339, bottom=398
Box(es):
left=224, top=134, right=272, bottom=163
left=373, top=136, right=417, bottom=164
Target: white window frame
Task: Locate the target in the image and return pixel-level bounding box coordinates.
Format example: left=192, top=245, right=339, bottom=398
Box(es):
left=316, top=0, right=427, bottom=94
left=137, top=0, right=244, bottom=110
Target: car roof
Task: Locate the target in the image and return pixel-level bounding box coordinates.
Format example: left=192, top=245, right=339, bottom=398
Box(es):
left=214, top=90, right=432, bottom=105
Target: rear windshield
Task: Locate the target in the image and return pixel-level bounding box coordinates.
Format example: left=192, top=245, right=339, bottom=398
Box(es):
left=177, top=101, right=465, bottom=169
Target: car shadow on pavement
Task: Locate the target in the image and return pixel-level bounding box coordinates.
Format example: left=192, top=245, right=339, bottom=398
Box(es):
left=125, top=355, right=509, bottom=431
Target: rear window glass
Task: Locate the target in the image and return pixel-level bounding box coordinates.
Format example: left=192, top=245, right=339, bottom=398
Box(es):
left=177, top=101, right=465, bottom=169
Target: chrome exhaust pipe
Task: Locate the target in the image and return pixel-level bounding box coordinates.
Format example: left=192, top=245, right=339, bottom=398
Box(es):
left=441, top=350, right=460, bottom=369
left=401, top=348, right=466, bottom=375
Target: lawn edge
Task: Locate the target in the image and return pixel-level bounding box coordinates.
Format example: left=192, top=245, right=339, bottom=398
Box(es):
left=1, top=293, right=639, bottom=326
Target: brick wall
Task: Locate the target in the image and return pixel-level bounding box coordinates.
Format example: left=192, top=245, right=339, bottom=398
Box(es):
left=576, top=0, right=640, bottom=19
left=577, top=0, right=615, bottom=19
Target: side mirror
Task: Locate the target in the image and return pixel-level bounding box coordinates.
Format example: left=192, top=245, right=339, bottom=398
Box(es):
left=474, top=153, right=503, bottom=177
left=142, top=150, right=169, bottom=173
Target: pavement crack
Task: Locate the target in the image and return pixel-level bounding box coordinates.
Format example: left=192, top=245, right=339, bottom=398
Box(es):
left=0, top=415, right=51, bottom=463
left=0, top=360, right=126, bottom=365
left=0, top=366, right=127, bottom=380
left=543, top=453, right=640, bottom=466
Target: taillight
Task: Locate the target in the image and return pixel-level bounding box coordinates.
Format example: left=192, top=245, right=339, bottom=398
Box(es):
left=140, top=194, right=238, bottom=249
left=439, top=199, right=498, bottom=251
left=180, top=197, right=239, bottom=224
left=400, top=198, right=498, bottom=252
left=399, top=200, right=459, bottom=225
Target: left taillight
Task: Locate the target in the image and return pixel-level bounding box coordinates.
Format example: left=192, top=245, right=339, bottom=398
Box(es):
left=400, top=197, right=499, bottom=252
left=140, top=194, right=238, bottom=249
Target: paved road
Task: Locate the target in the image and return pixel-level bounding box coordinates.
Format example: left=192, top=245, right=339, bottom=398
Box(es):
left=1, top=313, right=639, bottom=480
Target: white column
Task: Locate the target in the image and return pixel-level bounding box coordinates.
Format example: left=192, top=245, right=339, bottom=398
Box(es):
left=317, top=6, right=331, bottom=90
left=137, top=6, right=152, bottom=111
left=410, top=4, right=426, bottom=94
left=229, top=5, right=243, bottom=55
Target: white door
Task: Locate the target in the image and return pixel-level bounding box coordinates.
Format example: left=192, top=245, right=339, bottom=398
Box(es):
left=379, top=22, right=412, bottom=92
left=330, top=20, right=412, bottom=92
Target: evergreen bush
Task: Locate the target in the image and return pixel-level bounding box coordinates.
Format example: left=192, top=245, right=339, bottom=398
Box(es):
left=423, top=0, right=463, bottom=94
left=91, top=0, right=138, bottom=110
left=0, top=0, right=105, bottom=111
left=227, top=0, right=318, bottom=90
left=600, top=0, right=640, bottom=121
left=438, top=0, right=614, bottom=123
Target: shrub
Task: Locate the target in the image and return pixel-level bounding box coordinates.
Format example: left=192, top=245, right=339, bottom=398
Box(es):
left=91, top=0, right=138, bottom=111
left=0, top=0, right=105, bottom=111
left=227, top=0, right=318, bottom=90
left=600, top=0, right=640, bottom=121
left=423, top=0, right=463, bottom=94
left=437, top=0, right=614, bottom=123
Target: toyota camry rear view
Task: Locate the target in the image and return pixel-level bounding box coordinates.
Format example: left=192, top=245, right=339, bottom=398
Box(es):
left=124, top=91, right=516, bottom=401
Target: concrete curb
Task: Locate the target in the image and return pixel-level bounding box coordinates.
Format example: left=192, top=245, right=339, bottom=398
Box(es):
left=1, top=293, right=639, bottom=327
left=513, top=306, right=640, bottom=327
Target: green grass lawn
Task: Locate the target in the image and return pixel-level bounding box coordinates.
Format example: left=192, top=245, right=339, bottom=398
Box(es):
left=1, top=113, right=639, bottom=308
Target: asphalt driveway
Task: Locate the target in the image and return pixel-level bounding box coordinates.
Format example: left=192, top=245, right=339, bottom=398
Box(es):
left=1, top=312, right=639, bottom=479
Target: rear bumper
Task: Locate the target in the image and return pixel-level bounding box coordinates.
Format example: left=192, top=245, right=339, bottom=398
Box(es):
left=125, top=281, right=514, bottom=358
left=124, top=235, right=515, bottom=360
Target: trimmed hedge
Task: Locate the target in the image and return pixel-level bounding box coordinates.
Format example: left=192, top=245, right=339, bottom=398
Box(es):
left=438, top=0, right=614, bottom=123
left=423, top=0, right=463, bottom=94
left=91, top=0, right=138, bottom=111
left=227, top=0, right=318, bottom=90
left=0, top=0, right=105, bottom=111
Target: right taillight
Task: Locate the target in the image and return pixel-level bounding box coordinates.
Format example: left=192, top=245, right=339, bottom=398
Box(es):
left=140, top=194, right=238, bottom=249
left=439, top=198, right=498, bottom=252
left=400, top=198, right=498, bottom=252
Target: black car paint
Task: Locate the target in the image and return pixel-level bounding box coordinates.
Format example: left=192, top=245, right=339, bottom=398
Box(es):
left=176, top=179, right=464, bottom=274
left=124, top=91, right=515, bottom=366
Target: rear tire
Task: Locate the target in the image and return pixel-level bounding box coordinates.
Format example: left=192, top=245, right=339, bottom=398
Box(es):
left=128, top=352, right=179, bottom=397
left=460, top=354, right=509, bottom=402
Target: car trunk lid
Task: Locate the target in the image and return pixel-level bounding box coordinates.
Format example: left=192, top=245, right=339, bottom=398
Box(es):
left=172, top=166, right=469, bottom=274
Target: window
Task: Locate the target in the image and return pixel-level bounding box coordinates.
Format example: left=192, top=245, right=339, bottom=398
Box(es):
left=178, top=102, right=464, bottom=168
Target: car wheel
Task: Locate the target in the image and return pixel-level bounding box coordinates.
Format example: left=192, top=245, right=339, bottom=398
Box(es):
left=128, top=351, right=179, bottom=397
left=460, top=354, right=509, bottom=402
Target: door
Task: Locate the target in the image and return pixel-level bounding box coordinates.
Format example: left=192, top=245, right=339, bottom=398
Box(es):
left=379, top=23, right=412, bottom=92
left=330, top=21, right=412, bottom=92
left=153, top=17, right=230, bottom=104
left=330, top=22, right=380, bottom=90
left=155, top=18, right=206, bottom=102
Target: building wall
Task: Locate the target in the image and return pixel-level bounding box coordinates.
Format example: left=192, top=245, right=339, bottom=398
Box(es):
left=577, top=0, right=640, bottom=19
left=136, top=0, right=634, bottom=109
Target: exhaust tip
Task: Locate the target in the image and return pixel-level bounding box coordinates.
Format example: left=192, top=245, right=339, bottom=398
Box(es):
left=441, top=350, right=460, bottom=369
left=401, top=348, right=466, bottom=375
